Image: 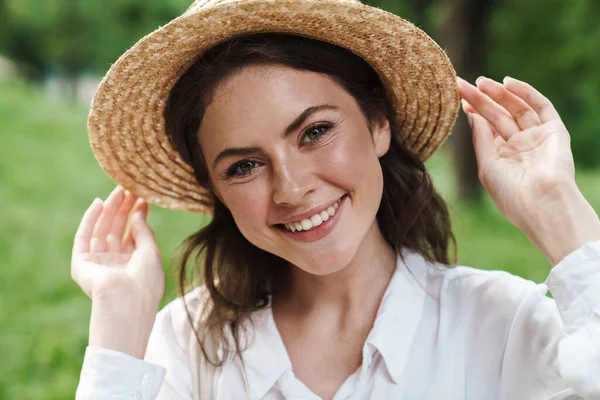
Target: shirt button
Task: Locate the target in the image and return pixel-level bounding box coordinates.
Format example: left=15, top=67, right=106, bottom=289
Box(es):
left=140, top=373, right=150, bottom=386
left=132, top=391, right=143, bottom=400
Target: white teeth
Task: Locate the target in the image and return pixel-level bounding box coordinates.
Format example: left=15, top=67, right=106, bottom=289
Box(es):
left=282, top=197, right=344, bottom=232
left=301, top=219, right=312, bottom=230
left=320, top=211, right=329, bottom=221
left=310, top=214, right=323, bottom=227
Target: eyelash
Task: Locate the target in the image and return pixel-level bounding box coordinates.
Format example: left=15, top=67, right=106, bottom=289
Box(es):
left=225, top=122, right=334, bottom=178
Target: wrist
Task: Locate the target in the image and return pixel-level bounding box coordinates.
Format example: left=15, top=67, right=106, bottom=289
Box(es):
left=521, top=181, right=600, bottom=265
left=89, top=294, right=159, bottom=359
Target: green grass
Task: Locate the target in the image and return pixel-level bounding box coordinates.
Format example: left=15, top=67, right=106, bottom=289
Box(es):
left=0, top=80, right=598, bottom=399
left=0, top=81, right=206, bottom=399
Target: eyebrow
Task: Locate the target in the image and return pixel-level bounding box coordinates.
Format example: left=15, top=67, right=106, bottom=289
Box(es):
left=211, top=104, right=339, bottom=169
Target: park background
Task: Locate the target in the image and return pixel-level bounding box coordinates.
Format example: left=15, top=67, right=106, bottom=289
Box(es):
left=1, top=0, right=599, bottom=398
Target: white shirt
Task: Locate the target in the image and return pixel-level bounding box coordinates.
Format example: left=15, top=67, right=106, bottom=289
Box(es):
left=76, top=241, right=600, bottom=400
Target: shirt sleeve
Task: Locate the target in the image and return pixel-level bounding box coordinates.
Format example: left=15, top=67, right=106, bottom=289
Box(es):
left=75, top=346, right=166, bottom=400
left=76, top=293, right=197, bottom=400
left=500, top=240, right=600, bottom=400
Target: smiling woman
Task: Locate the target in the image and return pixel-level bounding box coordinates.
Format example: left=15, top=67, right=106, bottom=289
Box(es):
left=163, top=32, right=454, bottom=376
left=73, top=0, right=600, bottom=399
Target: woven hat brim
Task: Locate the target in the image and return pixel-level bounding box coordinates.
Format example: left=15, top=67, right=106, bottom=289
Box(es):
left=88, top=0, right=460, bottom=213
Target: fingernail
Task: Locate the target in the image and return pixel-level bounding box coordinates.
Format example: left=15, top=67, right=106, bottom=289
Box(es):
left=467, top=112, right=473, bottom=128
left=503, top=76, right=512, bottom=84
left=476, top=76, right=485, bottom=85
left=91, top=197, right=103, bottom=207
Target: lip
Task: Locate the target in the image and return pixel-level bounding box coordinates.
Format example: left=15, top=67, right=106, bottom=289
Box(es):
left=275, top=195, right=345, bottom=225
left=278, top=195, right=347, bottom=243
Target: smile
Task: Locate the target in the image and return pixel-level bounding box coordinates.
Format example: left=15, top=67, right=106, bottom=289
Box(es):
left=283, top=199, right=342, bottom=232
left=283, top=197, right=342, bottom=232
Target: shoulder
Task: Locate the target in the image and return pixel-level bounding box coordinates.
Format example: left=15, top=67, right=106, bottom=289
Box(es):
left=446, top=265, right=540, bottom=312
left=142, top=287, right=209, bottom=396
left=444, top=264, right=538, bottom=293
left=403, top=250, right=544, bottom=318
left=158, top=285, right=210, bottom=324
left=146, top=286, right=208, bottom=361
left=440, top=265, right=547, bottom=330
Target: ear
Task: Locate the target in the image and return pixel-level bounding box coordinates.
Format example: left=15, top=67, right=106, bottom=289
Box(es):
left=371, top=113, right=391, bottom=158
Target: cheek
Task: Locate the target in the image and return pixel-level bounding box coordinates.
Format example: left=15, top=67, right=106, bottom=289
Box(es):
left=221, top=182, right=271, bottom=236
left=320, top=128, right=383, bottom=190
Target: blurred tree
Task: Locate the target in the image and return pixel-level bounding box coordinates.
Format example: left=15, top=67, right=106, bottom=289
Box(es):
left=489, top=0, right=600, bottom=168
left=2, top=0, right=189, bottom=81
left=439, top=0, right=495, bottom=202
left=0, top=0, right=7, bottom=47
left=367, top=0, right=428, bottom=28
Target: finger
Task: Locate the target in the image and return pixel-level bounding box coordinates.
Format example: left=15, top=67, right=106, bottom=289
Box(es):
left=457, top=77, right=521, bottom=141
left=123, top=233, right=135, bottom=254
left=461, top=98, right=477, bottom=115
left=476, top=77, right=541, bottom=130
left=502, top=76, right=561, bottom=124
left=494, top=134, right=506, bottom=148
left=91, top=186, right=125, bottom=252
left=470, top=113, right=499, bottom=175
left=106, top=190, right=138, bottom=252
left=129, top=204, right=157, bottom=251
left=123, top=198, right=147, bottom=253
left=73, top=198, right=104, bottom=254
left=462, top=99, right=501, bottom=138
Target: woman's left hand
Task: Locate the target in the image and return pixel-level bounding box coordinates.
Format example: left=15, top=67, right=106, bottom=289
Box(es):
left=457, top=76, right=574, bottom=226
left=457, top=76, right=600, bottom=264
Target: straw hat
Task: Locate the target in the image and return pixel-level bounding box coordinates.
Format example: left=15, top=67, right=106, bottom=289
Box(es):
left=88, top=0, right=460, bottom=213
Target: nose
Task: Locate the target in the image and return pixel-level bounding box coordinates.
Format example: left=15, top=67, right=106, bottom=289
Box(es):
left=271, top=156, right=315, bottom=205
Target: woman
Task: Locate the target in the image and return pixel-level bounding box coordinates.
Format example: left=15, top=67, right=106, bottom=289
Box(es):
left=73, top=1, right=600, bottom=399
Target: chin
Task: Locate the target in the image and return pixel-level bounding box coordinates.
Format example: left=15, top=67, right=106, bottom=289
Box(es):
left=291, top=241, right=359, bottom=276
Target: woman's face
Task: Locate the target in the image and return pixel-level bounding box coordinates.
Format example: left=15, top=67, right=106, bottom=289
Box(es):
left=198, top=63, right=391, bottom=275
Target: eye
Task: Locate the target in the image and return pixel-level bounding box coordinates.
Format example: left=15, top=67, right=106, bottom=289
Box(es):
left=226, top=160, right=261, bottom=177
left=301, top=123, right=332, bottom=145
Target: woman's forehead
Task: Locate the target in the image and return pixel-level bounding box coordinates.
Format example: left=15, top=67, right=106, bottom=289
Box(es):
left=210, top=63, right=344, bottom=111
left=198, top=64, right=354, bottom=149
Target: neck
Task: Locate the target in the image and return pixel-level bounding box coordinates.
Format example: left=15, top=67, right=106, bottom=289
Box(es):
left=276, top=221, right=396, bottom=316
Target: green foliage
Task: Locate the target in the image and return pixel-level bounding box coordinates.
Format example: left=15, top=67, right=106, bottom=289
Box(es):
left=487, top=0, right=600, bottom=167
left=3, top=0, right=190, bottom=77
left=0, top=81, right=206, bottom=399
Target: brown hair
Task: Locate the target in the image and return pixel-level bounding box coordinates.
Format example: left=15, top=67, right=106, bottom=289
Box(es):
left=164, top=33, right=456, bottom=365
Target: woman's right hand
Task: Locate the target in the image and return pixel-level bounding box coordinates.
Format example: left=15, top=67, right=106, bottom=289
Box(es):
left=71, top=186, right=165, bottom=358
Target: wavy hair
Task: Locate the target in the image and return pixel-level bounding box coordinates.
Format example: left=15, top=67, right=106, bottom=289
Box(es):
left=164, top=33, right=456, bottom=365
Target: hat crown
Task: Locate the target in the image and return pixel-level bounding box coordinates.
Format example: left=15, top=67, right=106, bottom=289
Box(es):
left=185, top=0, right=360, bottom=16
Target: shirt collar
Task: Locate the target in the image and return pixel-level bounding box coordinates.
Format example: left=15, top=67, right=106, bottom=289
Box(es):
left=364, top=249, right=440, bottom=383
left=239, top=249, right=438, bottom=394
